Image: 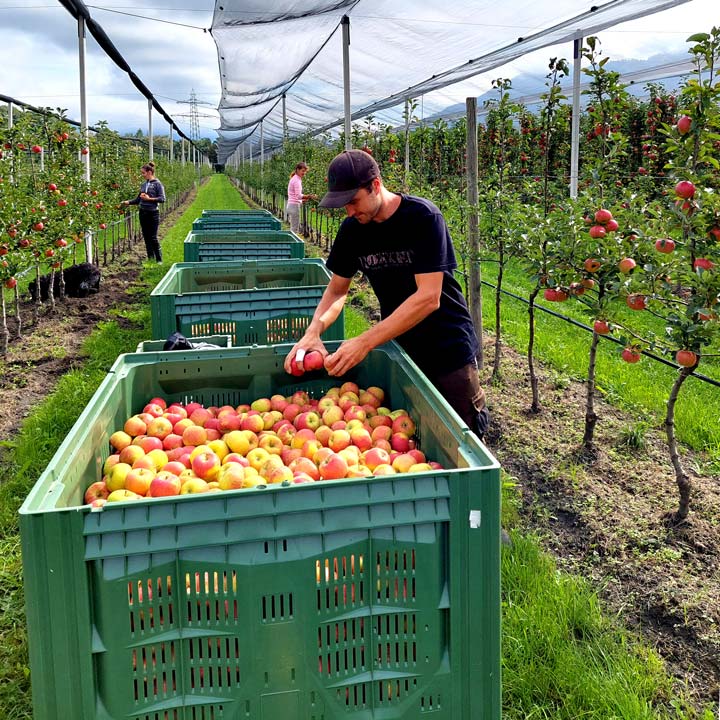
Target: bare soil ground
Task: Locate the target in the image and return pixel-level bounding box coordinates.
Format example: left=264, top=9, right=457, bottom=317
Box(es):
left=0, top=198, right=717, bottom=711
left=482, top=340, right=720, bottom=708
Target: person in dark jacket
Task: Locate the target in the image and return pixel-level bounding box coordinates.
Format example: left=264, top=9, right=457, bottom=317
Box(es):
left=123, top=161, right=166, bottom=261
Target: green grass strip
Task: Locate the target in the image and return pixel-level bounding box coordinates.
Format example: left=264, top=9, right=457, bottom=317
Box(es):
left=502, top=529, right=683, bottom=720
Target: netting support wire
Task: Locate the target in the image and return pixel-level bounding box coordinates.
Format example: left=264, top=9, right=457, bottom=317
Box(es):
left=569, top=36, right=582, bottom=199
left=480, top=279, right=720, bottom=389
left=342, top=15, right=352, bottom=150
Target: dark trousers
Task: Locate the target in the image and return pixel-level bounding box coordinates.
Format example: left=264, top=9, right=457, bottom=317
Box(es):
left=139, top=210, right=162, bottom=261
left=431, top=360, right=489, bottom=439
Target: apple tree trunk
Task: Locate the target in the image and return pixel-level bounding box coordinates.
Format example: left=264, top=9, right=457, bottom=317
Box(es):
left=527, top=287, right=541, bottom=413
left=1, top=293, right=8, bottom=356
left=13, top=284, right=22, bottom=339
left=582, top=330, right=601, bottom=454
left=665, top=363, right=696, bottom=521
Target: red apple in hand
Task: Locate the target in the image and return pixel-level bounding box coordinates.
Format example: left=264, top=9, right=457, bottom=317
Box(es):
left=288, top=357, right=303, bottom=376
left=304, top=350, right=325, bottom=371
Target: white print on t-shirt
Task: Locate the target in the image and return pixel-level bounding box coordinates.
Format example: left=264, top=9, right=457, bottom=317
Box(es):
left=359, top=250, right=414, bottom=271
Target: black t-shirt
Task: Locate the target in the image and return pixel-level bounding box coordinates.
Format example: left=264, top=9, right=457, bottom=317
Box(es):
left=326, top=194, right=479, bottom=377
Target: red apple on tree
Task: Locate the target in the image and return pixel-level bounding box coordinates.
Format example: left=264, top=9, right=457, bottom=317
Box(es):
left=674, top=180, right=696, bottom=199
left=655, top=238, right=675, bottom=253
left=593, top=319, right=610, bottom=335
left=621, top=347, right=642, bottom=364
left=594, top=208, right=613, bottom=224
left=694, top=258, right=715, bottom=271
left=677, top=115, right=692, bottom=135
left=626, top=294, right=646, bottom=311
left=675, top=350, right=697, bottom=368
left=584, top=258, right=601, bottom=273
left=618, top=257, right=636, bottom=273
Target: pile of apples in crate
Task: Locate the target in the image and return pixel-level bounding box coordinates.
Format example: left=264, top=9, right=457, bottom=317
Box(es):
left=85, top=381, right=443, bottom=506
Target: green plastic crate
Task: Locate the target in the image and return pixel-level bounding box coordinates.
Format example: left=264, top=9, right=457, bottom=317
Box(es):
left=150, top=259, right=341, bottom=346
left=136, top=334, right=232, bottom=352
left=183, top=230, right=305, bottom=263
left=201, top=210, right=273, bottom=218
left=19, top=341, right=501, bottom=720
left=192, top=217, right=281, bottom=232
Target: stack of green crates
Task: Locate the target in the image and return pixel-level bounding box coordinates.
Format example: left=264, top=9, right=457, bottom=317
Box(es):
left=150, top=258, right=341, bottom=346
left=192, top=214, right=282, bottom=232
left=183, top=230, right=305, bottom=262
left=19, top=341, right=501, bottom=720
left=200, top=210, right=274, bottom=218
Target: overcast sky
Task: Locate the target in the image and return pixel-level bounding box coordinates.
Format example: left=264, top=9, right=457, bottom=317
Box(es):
left=0, top=0, right=716, bottom=141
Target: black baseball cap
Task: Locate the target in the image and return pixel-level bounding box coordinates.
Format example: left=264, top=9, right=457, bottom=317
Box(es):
left=318, top=150, right=380, bottom=208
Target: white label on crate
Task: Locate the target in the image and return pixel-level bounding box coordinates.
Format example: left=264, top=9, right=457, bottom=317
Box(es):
left=469, top=510, right=481, bottom=529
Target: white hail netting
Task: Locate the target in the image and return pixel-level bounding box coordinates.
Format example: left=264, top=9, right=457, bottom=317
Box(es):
left=210, top=0, right=691, bottom=162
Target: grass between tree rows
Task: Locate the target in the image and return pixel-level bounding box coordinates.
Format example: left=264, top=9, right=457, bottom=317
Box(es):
left=0, top=175, right=708, bottom=718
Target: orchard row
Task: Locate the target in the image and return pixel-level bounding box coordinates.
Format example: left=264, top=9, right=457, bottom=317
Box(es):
left=0, top=109, right=199, bottom=293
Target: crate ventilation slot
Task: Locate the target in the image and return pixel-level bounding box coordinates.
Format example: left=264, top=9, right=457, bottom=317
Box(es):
left=188, top=636, right=241, bottom=689
left=261, top=592, right=294, bottom=623
left=317, top=619, right=367, bottom=676
left=316, top=554, right=365, bottom=612
left=132, top=642, right=177, bottom=702
left=128, top=576, right=174, bottom=635
left=376, top=549, right=416, bottom=603
left=185, top=570, right=239, bottom=625
left=190, top=321, right=237, bottom=340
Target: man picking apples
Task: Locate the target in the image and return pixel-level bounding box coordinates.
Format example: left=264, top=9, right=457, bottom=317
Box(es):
left=284, top=149, right=489, bottom=439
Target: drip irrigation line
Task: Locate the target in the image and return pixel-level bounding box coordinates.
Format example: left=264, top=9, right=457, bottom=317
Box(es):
left=479, top=278, right=720, bottom=389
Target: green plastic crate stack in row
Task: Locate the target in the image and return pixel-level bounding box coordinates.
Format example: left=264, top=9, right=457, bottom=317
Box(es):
left=150, top=258, right=341, bottom=347
left=183, top=229, right=305, bottom=262
left=192, top=215, right=282, bottom=232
